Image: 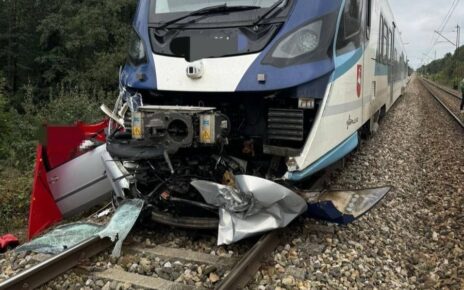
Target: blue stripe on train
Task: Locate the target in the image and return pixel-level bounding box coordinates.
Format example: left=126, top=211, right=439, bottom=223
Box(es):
left=333, top=48, right=363, bottom=80
left=286, top=133, right=359, bottom=181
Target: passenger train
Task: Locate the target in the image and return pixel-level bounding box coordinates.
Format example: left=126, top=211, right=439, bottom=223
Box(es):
left=105, top=0, right=408, bottom=225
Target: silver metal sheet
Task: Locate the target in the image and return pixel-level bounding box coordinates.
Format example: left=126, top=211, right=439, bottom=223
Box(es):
left=101, top=150, right=131, bottom=199
left=192, top=175, right=307, bottom=245
left=47, top=145, right=112, bottom=218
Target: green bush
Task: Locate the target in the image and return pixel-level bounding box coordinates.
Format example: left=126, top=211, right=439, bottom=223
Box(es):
left=0, top=82, right=115, bottom=234
left=6, top=84, right=114, bottom=171
left=0, top=169, right=31, bottom=235
left=0, top=76, right=11, bottom=163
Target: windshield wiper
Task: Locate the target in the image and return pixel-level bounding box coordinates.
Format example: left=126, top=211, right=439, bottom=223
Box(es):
left=253, top=0, right=285, bottom=26
left=159, top=4, right=261, bottom=29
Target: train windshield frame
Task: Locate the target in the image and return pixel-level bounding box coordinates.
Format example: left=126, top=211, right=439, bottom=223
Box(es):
left=148, top=0, right=292, bottom=26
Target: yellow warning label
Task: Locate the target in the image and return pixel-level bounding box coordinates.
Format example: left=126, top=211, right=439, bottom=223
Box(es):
left=201, top=130, right=211, bottom=143
left=133, top=127, right=142, bottom=139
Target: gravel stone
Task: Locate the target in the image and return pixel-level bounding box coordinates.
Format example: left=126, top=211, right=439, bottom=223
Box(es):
left=3, top=76, right=463, bottom=290
left=247, top=76, right=464, bottom=289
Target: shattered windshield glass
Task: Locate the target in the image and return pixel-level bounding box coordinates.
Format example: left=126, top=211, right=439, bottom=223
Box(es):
left=16, top=199, right=144, bottom=257
left=16, top=224, right=103, bottom=255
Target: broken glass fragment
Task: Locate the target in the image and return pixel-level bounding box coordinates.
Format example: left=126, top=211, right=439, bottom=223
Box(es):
left=16, top=199, right=144, bottom=258
left=98, top=198, right=144, bottom=257
left=16, top=223, right=102, bottom=255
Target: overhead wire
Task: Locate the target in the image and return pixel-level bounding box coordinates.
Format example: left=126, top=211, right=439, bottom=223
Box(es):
left=421, top=0, right=461, bottom=67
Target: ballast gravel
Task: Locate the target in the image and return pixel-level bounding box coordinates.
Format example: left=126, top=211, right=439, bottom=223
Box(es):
left=422, top=80, right=464, bottom=124
left=1, top=76, right=463, bottom=290
left=248, top=76, right=464, bottom=290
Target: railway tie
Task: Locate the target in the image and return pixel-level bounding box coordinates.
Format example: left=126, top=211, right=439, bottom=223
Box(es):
left=0, top=231, right=282, bottom=290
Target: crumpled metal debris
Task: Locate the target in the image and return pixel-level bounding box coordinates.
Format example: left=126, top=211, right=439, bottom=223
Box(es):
left=192, top=175, right=307, bottom=245
left=190, top=180, right=253, bottom=213
left=126, top=92, right=143, bottom=112
left=101, top=151, right=131, bottom=199
left=16, top=199, right=144, bottom=257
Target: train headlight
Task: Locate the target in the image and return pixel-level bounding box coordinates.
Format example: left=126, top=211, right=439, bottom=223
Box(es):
left=271, top=21, right=322, bottom=59
left=127, top=29, right=147, bottom=66
left=262, top=13, right=338, bottom=67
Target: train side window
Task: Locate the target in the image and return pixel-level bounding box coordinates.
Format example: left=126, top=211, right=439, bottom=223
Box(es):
left=336, top=0, right=363, bottom=54
left=383, top=23, right=389, bottom=62
left=378, top=15, right=383, bottom=60
left=366, top=0, right=372, bottom=39
left=387, top=29, right=393, bottom=61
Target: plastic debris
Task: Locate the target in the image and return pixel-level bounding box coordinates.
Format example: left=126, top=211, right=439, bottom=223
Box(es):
left=0, top=234, right=20, bottom=253
left=302, top=187, right=391, bottom=224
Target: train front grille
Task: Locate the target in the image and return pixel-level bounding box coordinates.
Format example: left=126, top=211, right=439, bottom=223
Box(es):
left=267, top=109, right=304, bottom=142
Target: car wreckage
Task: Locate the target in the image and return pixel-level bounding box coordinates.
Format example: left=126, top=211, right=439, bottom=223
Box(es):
left=28, top=0, right=403, bottom=245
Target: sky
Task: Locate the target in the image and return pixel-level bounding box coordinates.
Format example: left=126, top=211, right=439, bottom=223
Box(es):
left=389, top=0, right=464, bottom=69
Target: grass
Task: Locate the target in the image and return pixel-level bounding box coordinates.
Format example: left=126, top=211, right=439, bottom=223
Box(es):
left=0, top=169, right=33, bottom=240
left=0, top=85, right=116, bottom=241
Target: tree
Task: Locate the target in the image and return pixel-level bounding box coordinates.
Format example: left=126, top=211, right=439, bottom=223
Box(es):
left=36, top=0, right=136, bottom=96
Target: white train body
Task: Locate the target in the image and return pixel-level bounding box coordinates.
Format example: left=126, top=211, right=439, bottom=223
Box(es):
left=109, top=0, right=409, bottom=213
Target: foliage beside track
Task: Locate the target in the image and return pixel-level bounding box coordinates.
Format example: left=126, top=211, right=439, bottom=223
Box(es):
left=418, top=46, right=464, bottom=89
left=0, top=84, right=114, bottom=234
left=0, top=0, right=137, bottom=234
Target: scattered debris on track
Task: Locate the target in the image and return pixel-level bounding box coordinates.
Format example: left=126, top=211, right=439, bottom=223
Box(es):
left=1, top=76, right=462, bottom=290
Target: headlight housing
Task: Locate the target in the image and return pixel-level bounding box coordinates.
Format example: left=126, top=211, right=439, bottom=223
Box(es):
left=271, top=21, right=322, bottom=59
left=127, top=29, right=147, bottom=66
left=262, top=13, right=337, bottom=67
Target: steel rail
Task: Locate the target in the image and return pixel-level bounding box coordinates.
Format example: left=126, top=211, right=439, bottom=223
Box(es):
left=216, top=231, right=281, bottom=290
left=0, top=237, right=113, bottom=290
left=420, top=78, right=464, bottom=129
left=422, top=78, right=462, bottom=100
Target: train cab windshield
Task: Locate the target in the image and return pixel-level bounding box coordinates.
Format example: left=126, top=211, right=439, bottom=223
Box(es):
left=149, top=0, right=291, bottom=26
left=155, top=0, right=287, bottom=14
left=148, top=0, right=294, bottom=61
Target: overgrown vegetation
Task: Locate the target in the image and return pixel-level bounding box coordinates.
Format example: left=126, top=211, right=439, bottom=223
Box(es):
left=418, top=46, right=464, bottom=89
left=0, top=0, right=137, bottom=234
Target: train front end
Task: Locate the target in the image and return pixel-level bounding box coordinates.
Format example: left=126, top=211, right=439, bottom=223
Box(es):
left=105, top=0, right=349, bottom=229
left=27, top=0, right=393, bottom=244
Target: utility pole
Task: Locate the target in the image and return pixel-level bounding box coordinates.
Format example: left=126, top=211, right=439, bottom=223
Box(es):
left=456, top=24, right=461, bottom=49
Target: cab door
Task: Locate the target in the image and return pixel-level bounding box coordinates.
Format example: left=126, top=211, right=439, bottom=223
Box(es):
left=361, top=0, right=374, bottom=124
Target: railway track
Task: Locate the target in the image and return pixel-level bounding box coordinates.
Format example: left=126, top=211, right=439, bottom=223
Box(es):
left=0, top=230, right=281, bottom=290
left=420, top=77, right=464, bottom=128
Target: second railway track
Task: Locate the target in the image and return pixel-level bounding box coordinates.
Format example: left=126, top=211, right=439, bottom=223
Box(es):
left=420, top=77, right=464, bottom=128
